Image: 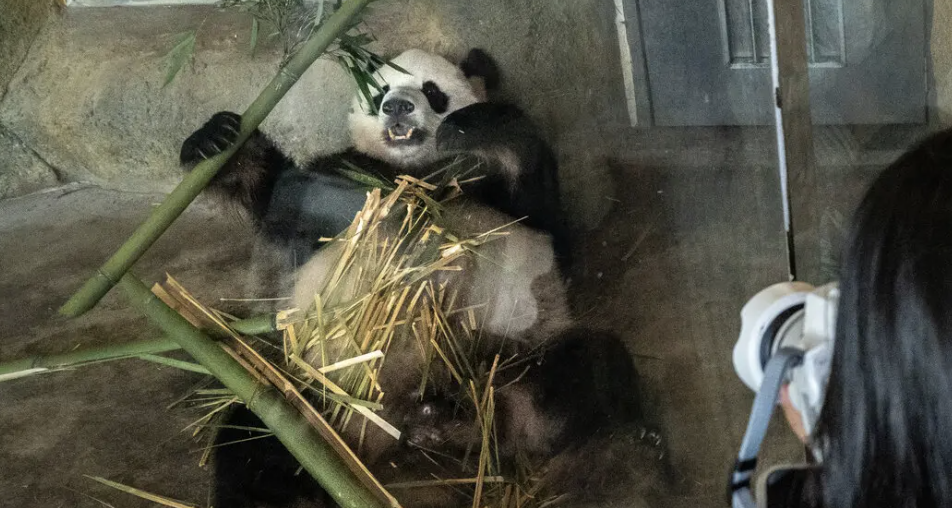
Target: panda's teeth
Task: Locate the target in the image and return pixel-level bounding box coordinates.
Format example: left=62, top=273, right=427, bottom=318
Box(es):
left=388, top=127, right=415, bottom=141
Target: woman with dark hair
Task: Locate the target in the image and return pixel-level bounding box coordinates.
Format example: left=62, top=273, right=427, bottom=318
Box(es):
left=774, top=127, right=952, bottom=508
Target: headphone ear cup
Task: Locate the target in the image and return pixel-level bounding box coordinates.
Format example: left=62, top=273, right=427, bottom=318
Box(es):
left=791, top=283, right=839, bottom=436
left=789, top=342, right=833, bottom=437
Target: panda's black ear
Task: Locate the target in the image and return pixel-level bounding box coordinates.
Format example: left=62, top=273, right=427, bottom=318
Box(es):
left=460, top=48, right=500, bottom=91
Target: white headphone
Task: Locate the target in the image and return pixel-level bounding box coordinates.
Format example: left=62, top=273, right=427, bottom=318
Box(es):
left=729, top=282, right=839, bottom=508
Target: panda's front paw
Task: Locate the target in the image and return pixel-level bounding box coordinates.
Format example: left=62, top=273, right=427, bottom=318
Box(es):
left=179, top=111, right=242, bottom=167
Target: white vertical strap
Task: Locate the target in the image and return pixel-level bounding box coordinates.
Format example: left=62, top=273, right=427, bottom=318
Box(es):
left=766, top=0, right=792, bottom=239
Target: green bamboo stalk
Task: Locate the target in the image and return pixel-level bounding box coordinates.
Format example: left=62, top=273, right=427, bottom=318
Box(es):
left=0, top=337, right=181, bottom=382
left=59, top=0, right=374, bottom=318
left=230, top=313, right=278, bottom=335
left=0, top=314, right=276, bottom=382
left=118, top=273, right=388, bottom=508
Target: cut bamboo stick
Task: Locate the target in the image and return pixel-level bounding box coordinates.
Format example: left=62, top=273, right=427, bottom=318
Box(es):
left=58, top=0, right=374, bottom=318
left=0, top=338, right=180, bottom=382
left=0, top=314, right=276, bottom=382
left=118, top=272, right=390, bottom=508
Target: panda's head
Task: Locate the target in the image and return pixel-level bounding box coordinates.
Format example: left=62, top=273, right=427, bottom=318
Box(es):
left=349, top=48, right=499, bottom=169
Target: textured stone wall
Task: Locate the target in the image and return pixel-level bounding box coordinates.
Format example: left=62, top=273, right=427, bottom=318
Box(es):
left=932, top=0, right=952, bottom=124
left=0, top=0, right=54, bottom=95
left=0, top=0, right=59, bottom=198
left=0, top=1, right=626, bottom=228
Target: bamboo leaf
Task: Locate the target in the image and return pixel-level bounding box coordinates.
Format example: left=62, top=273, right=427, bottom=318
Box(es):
left=85, top=476, right=198, bottom=508
left=162, top=31, right=196, bottom=88
left=332, top=159, right=393, bottom=189
left=250, top=17, right=260, bottom=56
left=382, top=59, right=409, bottom=75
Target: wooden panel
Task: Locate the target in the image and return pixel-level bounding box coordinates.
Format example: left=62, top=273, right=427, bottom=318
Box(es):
left=805, top=0, right=846, bottom=65
left=768, top=0, right=818, bottom=282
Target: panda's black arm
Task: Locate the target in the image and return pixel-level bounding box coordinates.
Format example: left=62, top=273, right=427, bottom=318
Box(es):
left=180, top=111, right=295, bottom=221
left=435, top=102, right=536, bottom=153
left=435, top=102, right=573, bottom=264
left=257, top=164, right=372, bottom=261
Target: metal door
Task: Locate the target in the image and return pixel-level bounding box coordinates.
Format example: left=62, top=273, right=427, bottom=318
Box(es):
left=626, top=0, right=927, bottom=126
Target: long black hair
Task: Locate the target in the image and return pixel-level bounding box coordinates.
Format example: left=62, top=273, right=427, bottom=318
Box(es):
left=814, top=128, right=952, bottom=508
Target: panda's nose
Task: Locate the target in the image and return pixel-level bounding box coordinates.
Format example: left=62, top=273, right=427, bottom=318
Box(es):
left=382, top=98, right=414, bottom=116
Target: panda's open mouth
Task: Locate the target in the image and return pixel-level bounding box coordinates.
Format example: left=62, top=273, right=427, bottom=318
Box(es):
left=384, top=124, right=425, bottom=146
left=389, top=126, right=414, bottom=140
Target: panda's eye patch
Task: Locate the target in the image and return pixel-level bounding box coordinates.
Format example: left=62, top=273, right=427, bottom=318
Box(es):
left=371, top=85, right=390, bottom=114
left=421, top=81, right=449, bottom=114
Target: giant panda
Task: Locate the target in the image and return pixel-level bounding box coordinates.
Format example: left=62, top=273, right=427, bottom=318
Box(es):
left=180, top=48, right=571, bottom=272
left=179, top=48, right=639, bottom=508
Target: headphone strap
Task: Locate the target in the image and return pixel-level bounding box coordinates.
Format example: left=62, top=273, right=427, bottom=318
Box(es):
left=729, top=347, right=803, bottom=508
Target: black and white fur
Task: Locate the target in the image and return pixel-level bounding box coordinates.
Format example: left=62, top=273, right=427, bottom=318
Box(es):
left=180, top=48, right=637, bottom=507
left=180, top=49, right=571, bottom=269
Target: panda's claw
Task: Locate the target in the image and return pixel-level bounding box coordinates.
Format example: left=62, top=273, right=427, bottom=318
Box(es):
left=221, top=113, right=242, bottom=134
left=199, top=137, right=221, bottom=157
left=213, top=134, right=236, bottom=152
left=222, top=123, right=240, bottom=136
left=180, top=111, right=244, bottom=165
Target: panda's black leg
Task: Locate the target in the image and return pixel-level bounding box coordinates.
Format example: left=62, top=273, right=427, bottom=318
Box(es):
left=180, top=111, right=295, bottom=220
left=532, top=328, right=643, bottom=438
left=213, top=406, right=332, bottom=508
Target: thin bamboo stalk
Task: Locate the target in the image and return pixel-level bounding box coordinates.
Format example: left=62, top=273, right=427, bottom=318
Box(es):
left=59, top=0, right=374, bottom=318
left=118, top=273, right=388, bottom=508
left=0, top=314, right=276, bottom=382
left=0, top=338, right=180, bottom=382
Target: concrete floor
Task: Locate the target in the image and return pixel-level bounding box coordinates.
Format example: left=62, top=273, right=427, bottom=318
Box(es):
left=0, top=185, right=254, bottom=508
left=0, top=133, right=830, bottom=507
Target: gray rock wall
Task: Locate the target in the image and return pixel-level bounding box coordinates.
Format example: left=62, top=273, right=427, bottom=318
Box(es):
left=0, top=1, right=627, bottom=228
left=0, top=0, right=54, bottom=96
left=0, top=0, right=59, bottom=198
left=0, top=6, right=355, bottom=194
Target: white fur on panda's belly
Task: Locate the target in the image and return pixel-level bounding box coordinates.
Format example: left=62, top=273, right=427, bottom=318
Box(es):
left=290, top=240, right=347, bottom=313
left=288, top=206, right=571, bottom=352
left=289, top=224, right=562, bottom=336
left=469, top=223, right=557, bottom=339
left=444, top=201, right=572, bottom=346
